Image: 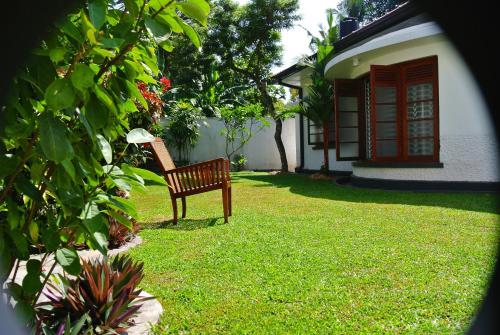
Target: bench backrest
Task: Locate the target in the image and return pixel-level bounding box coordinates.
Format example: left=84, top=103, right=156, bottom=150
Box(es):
left=149, top=137, right=176, bottom=172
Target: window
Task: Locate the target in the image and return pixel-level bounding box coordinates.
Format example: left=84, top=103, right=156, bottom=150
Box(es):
left=334, top=56, right=439, bottom=163
left=307, top=114, right=335, bottom=148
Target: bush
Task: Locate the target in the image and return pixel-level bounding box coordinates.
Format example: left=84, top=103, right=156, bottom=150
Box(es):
left=231, top=154, right=248, bottom=171
left=35, top=255, right=150, bottom=334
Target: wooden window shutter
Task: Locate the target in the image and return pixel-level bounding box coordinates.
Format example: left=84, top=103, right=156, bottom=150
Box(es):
left=401, top=56, right=439, bottom=161
left=370, top=64, right=401, bottom=161
left=334, top=79, right=364, bottom=161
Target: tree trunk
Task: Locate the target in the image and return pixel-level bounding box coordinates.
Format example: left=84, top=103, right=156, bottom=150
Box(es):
left=322, top=120, right=329, bottom=173
left=256, top=81, right=288, bottom=173
left=274, top=118, right=289, bottom=172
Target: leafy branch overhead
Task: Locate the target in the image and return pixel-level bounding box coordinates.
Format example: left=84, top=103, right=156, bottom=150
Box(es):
left=0, top=0, right=209, bottom=330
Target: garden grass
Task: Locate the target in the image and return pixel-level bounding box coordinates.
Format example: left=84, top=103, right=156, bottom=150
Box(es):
left=128, top=172, right=499, bottom=334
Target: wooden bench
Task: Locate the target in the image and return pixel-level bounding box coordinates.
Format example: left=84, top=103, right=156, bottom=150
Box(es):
left=146, top=138, right=232, bottom=225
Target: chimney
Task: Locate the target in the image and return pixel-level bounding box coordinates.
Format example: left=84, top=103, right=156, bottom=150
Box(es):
left=339, top=17, right=359, bottom=39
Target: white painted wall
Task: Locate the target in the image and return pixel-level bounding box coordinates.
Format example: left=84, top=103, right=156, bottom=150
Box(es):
left=168, top=117, right=297, bottom=171
left=315, top=32, right=498, bottom=182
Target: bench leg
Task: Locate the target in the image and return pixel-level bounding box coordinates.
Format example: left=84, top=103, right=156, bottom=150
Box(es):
left=222, top=187, right=229, bottom=223
left=228, top=186, right=232, bottom=216
left=171, top=197, right=178, bottom=225
left=181, top=197, right=187, bottom=218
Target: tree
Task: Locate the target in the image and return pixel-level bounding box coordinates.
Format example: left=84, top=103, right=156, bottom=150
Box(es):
left=0, top=0, right=208, bottom=328
left=206, top=0, right=300, bottom=172
left=336, top=0, right=406, bottom=24
left=220, top=103, right=268, bottom=163
left=300, top=9, right=337, bottom=174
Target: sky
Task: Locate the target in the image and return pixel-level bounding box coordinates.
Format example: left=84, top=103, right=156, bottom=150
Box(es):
left=234, top=0, right=342, bottom=73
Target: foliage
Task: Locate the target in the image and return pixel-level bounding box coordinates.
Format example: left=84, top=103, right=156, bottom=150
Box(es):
left=130, top=172, right=499, bottom=334
left=231, top=154, right=248, bottom=172
left=164, top=101, right=205, bottom=164
left=220, top=103, right=268, bottom=163
left=0, top=0, right=208, bottom=328
left=336, top=0, right=406, bottom=24
left=300, top=8, right=338, bottom=173
left=36, top=254, right=149, bottom=334
left=206, top=0, right=300, bottom=172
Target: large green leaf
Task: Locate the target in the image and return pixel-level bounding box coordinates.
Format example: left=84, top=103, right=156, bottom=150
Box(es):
left=122, top=164, right=166, bottom=185
left=89, top=0, right=107, bottom=29
left=175, top=16, right=201, bottom=48
left=96, top=134, right=112, bottom=164
left=156, top=12, right=183, bottom=33
left=44, top=78, right=75, bottom=111
left=71, top=64, right=95, bottom=91
left=84, top=93, right=109, bottom=129
left=145, top=17, right=172, bottom=44
left=39, top=112, right=74, bottom=163
left=177, top=0, right=210, bottom=26
left=109, top=196, right=138, bottom=219
left=55, top=248, right=81, bottom=275
left=126, top=128, right=155, bottom=144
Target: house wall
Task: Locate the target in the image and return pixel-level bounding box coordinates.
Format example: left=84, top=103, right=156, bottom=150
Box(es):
left=168, top=117, right=297, bottom=171
left=321, top=33, right=499, bottom=182
left=298, top=81, right=354, bottom=173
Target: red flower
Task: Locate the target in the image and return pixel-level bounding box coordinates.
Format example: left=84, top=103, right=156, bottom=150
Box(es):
left=160, top=77, right=172, bottom=93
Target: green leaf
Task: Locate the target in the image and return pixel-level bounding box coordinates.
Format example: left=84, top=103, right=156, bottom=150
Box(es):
left=159, top=40, right=174, bottom=52
left=45, top=78, right=75, bottom=111
left=124, top=0, right=139, bottom=17
left=61, top=159, right=76, bottom=182
left=81, top=11, right=98, bottom=44
left=71, top=313, right=89, bottom=335
left=175, top=16, right=200, bottom=48
left=39, top=112, right=74, bottom=163
left=145, top=17, right=172, bottom=44
left=104, top=209, right=133, bottom=230
left=71, top=64, right=95, bottom=91
left=28, top=221, right=39, bottom=243
left=42, top=227, right=60, bottom=252
left=80, top=201, right=100, bottom=220
left=26, top=259, right=41, bottom=274
left=109, top=196, right=138, bottom=219
left=14, top=175, right=42, bottom=202
left=96, top=134, right=112, bottom=164
left=156, top=12, right=183, bottom=33
left=56, top=248, right=81, bottom=275
left=89, top=0, right=107, bottom=29
left=22, top=272, right=42, bottom=295
left=125, top=79, right=148, bottom=109
left=55, top=17, right=84, bottom=43
left=93, top=85, right=117, bottom=115
left=9, top=230, right=29, bottom=260
left=177, top=0, right=210, bottom=26
left=126, top=128, right=155, bottom=144
left=84, top=93, right=109, bottom=130
left=49, top=48, right=66, bottom=63
left=122, top=164, right=166, bottom=185
left=111, top=178, right=132, bottom=192
left=0, top=154, right=18, bottom=179
left=100, top=37, right=125, bottom=49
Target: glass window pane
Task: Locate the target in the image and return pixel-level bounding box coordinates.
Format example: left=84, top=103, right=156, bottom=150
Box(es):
left=409, top=138, right=434, bottom=156
left=407, top=83, right=433, bottom=102
left=407, top=101, right=433, bottom=120
left=339, top=112, right=358, bottom=127
left=338, top=97, right=358, bottom=111
left=375, top=87, right=396, bottom=103
left=339, top=143, right=359, bottom=158
left=376, top=140, right=398, bottom=157
left=376, top=122, right=397, bottom=139
left=408, top=120, right=434, bottom=138
left=339, top=128, right=358, bottom=142
left=376, top=104, right=397, bottom=121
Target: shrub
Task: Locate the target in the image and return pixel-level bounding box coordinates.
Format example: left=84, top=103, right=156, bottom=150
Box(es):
left=36, top=255, right=150, bottom=334
left=108, top=216, right=140, bottom=249
left=231, top=154, right=248, bottom=171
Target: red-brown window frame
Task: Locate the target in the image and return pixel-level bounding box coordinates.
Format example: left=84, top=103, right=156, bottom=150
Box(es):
left=370, top=56, right=439, bottom=163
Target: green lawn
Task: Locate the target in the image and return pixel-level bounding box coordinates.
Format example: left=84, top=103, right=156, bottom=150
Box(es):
left=128, top=172, right=499, bottom=334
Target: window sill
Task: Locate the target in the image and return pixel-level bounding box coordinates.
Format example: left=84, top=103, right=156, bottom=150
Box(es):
left=352, top=161, right=444, bottom=168
left=311, top=144, right=335, bottom=150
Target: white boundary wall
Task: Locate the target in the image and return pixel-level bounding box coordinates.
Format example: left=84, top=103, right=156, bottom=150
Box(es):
left=168, top=117, right=297, bottom=171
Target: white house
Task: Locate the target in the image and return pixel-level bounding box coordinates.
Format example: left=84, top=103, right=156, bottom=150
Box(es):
left=274, top=2, right=499, bottom=191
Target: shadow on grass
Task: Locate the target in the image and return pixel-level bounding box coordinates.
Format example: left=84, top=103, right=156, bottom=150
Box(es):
left=140, top=217, right=222, bottom=231
left=233, top=173, right=500, bottom=215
